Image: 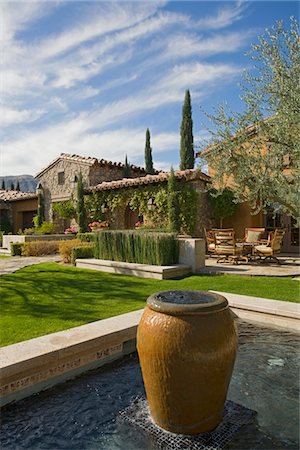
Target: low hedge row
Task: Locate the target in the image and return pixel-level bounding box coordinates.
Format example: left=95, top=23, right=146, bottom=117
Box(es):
left=94, top=230, right=179, bottom=266
left=11, top=240, right=61, bottom=256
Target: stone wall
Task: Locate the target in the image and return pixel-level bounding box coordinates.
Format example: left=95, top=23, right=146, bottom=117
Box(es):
left=89, top=163, right=145, bottom=186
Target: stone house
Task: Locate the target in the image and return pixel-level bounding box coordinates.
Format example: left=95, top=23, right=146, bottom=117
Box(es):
left=0, top=190, right=37, bottom=233
left=35, top=153, right=149, bottom=230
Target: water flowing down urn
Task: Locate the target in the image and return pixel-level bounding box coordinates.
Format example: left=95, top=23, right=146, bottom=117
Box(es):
left=137, top=290, right=238, bottom=435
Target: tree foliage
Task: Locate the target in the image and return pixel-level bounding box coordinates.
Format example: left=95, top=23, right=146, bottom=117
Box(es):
left=200, top=18, right=300, bottom=222
left=144, top=128, right=154, bottom=174
left=37, top=193, right=45, bottom=227
left=16, top=181, right=20, bottom=191
left=76, top=173, right=87, bottom=232
left=1, top=180, right=5, bottom=190
left=180, top=89, right=194, bottom=170
left=52, top=200, right=76, bottom=219
left=10, top=182, right=15, bottom=190
left=208, top=188, right=238, bottom=228
left=168, top=167, right=180, bottom=233
left=123, top=155, right=132, bottom=178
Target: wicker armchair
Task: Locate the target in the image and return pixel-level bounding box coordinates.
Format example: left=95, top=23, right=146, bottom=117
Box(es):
left=204, top=228, right=233, bottom=255
left=254, top=229, right=285, bottom=264
left=214, top=230, right=247, bottom=264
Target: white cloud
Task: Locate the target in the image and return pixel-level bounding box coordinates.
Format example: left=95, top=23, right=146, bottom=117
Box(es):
left=1, top=125, right=178, bottom=175
left=0, top=106, right=45, bottom=127
left=196, top=2, right=248, bottom=30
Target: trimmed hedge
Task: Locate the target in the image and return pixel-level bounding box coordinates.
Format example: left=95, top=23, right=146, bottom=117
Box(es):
left=71, top=245, right=95, bottom=265
left=22, top=241, right=60, bottom=256
left=94, top=230, right=179, bottom=266
left=77, top=232, right=96, bottom=243
left=59, top=239, right=95, bottom=264
left=11, top=242, right=24, bottom=256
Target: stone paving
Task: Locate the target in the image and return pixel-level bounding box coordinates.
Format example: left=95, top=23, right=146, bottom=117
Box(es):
left=202, top=254, right=300, bottom=277
left=0, top=256, right=60, bottom=276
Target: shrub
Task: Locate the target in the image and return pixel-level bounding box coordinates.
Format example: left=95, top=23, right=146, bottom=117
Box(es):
left=59, top=239, right=81, bottom=263
left=71, top=244, right=95, bottom=265
left=37, top=222, right=55, bottom=235
left=0, top=231, right=3, bottom=247
left=77, top=232, right=95, bottom=243
left=22, top=241, right=60, bottom=256
left=95, top=230, right=179, bottom=266
left=11, top=242, right=24, bottom=256
left=23, top=228, right=35, bottom=235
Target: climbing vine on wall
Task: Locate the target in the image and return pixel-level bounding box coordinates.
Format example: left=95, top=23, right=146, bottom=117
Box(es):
left=85, top=182, right=198, bottom=235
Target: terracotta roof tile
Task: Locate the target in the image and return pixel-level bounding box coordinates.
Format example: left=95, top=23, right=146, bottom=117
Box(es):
left=0, top=190, right=37, bottom=202
left=36, top=152, right=153, bottom=178
left=89, top=169, right=210, bottom=193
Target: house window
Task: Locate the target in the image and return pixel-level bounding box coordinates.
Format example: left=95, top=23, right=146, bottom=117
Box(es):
left=58, top=171, right=65, bottom=185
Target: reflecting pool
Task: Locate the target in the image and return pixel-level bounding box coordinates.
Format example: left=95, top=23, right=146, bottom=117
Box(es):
left=1, top=321, right=299, bottom=449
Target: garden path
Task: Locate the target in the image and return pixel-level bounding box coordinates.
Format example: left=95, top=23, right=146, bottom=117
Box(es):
left=0, top=256, right=60, bottom=276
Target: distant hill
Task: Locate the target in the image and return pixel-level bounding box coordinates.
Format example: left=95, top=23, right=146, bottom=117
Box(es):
left=0, top=175, right=37, bottom=192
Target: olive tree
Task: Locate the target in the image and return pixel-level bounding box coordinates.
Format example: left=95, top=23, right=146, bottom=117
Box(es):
left=200, top=18, right=300, bottom=223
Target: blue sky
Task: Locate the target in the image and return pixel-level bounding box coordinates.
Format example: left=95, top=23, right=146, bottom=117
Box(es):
left=1, top=1, right=298, bottom=176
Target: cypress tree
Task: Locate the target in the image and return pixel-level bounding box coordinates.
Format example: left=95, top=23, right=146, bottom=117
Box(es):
left=16, top=180, right=20, bottom=191
left=10, top=181, right=15, bottom=190
left=1, top=180, right=5, bottom=190
left=37, top=192, right=45, bottom=227
left=180, top=90, right=194, bottom=170
left=76, top=173, right=87, bottom=232
left=123, top=155, right=132, bottom=178
left=168, top=167, right=180, bottom=233
left=144, top=128, right=154, bottom=174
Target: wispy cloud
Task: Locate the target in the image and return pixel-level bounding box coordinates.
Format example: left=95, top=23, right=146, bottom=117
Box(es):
left=0, top=0, right=262, bottom=176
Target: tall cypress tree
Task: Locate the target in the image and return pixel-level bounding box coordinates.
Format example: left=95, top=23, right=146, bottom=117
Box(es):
left=10, top=181, right=15, bottom=190
left=144, top=128, right=154, bottom=174
left=16, top=180, right=20, bottom=191
left=37, top=192, right=45, bottom=227
left=180, top=90, right=194, bottom=170
left=76, top=173, right=87, bottom=232
left=168, top=167, right=180, bottom=233
left=123, top=155, right=132, bottom=178
left=1, top=180, right=5, bottom=190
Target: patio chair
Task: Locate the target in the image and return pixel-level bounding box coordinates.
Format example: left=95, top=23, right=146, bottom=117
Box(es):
left=204, top=228, right=233, bottom=255
left=243, top=228, right=265, bottom=244
left=213, top=230, right=247, bottom=264
left=254, top=229, right=285, bottom=264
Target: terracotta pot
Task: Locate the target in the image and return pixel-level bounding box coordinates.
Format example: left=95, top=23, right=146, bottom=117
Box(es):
left=137, top=290, right=237, bottom=435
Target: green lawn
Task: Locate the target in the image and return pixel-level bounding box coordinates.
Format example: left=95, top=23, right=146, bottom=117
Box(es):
left=1, top=262, right=299, bottom=346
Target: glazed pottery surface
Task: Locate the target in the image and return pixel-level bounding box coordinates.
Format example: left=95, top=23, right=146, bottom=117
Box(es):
left=137, top=290, right=238, bottom=435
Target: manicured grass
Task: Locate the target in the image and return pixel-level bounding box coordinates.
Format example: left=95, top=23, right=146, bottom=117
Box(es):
left=0, top=262, right=299, bottom=346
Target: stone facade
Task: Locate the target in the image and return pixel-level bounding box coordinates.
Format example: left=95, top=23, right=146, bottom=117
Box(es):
left=35, top=153, right=147, bottom=226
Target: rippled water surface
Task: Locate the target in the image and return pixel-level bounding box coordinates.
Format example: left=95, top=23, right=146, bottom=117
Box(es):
left=1, top=320, right=299, bottom=449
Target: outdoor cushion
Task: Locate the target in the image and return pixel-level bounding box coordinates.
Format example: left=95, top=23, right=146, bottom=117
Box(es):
left=208, top=243, right=215, bottom=251
left=254, top=245, right=272, bottom=255
left=245, top=230, right=263, bottom=243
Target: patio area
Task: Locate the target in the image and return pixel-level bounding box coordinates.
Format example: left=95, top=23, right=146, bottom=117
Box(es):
left=202, top=254, right=300, bottom=277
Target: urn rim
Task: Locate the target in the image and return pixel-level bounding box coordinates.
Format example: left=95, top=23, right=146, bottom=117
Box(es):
left=147, top=290, right=228, bottom=315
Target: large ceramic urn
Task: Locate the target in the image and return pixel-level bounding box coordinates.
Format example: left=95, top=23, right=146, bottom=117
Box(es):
left=137, top=290, right=237, bottom=435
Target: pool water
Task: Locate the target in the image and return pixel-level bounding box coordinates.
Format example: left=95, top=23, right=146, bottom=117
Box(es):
left=0, top=320, right=299, bottom=450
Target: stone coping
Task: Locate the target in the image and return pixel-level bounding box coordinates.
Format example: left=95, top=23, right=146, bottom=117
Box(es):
left=1, top=293, right=299, bottom=406
left=210, top=291, right=300, bottom=320
left=76, top=258, right=191, bottom=279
